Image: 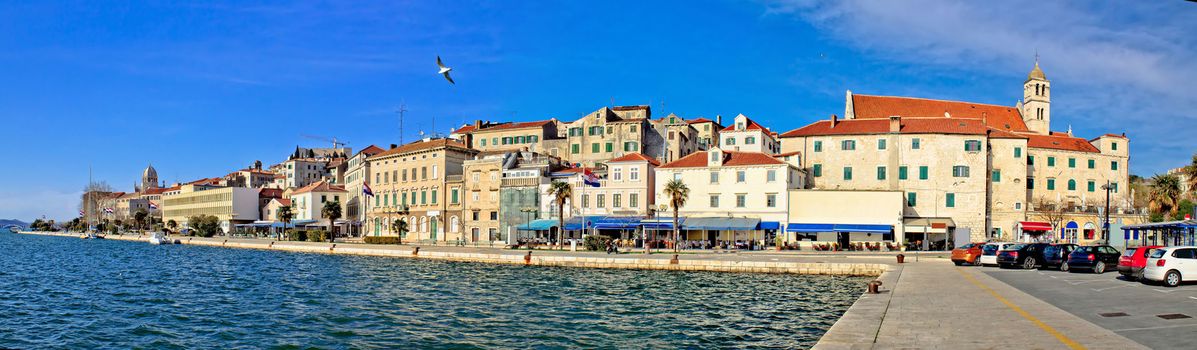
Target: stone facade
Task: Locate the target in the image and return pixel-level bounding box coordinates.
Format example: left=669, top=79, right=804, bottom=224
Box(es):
left=364, top=138, right=477, bottom=241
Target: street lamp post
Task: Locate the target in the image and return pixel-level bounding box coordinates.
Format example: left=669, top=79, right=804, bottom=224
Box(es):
left=1101, top=181, right=1112, bottom=242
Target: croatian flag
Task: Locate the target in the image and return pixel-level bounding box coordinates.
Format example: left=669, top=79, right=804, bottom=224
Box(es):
left=148, top=201, right=158, bottom=210
left=582, top=169, right=600, bottom=188
left=104, top=207, right=114, bottom=214
left=79, top=209, right=85, bottom=216
left=363, top=182, right=374, bottom=197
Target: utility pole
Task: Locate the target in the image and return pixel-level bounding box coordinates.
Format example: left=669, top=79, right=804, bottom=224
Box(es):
left=397, top=102, right=407, bottom=144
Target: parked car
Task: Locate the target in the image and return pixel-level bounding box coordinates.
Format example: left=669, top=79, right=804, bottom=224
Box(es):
left=1118, top=245, right=1164, bottom=280
left=951, top=242, right=987, bottom=265
left=1064, top=245, right=1121, bottom=273
left=979, top=242, right=1018, bottom=267
left=997, top=243, right=1050, bottom=269
left=1143, top=246, right=1197, bottom=287
left=1040, top=243, right=1078, bottom=270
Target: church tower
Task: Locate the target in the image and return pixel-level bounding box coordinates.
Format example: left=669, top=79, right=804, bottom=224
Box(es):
left=1021, top=59, right=1051, bottom=135
left=141, top=164, right=159, bottom=191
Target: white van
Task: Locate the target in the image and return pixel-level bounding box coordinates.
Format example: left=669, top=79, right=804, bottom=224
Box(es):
left=1143, top=246, right=1197, bottom=287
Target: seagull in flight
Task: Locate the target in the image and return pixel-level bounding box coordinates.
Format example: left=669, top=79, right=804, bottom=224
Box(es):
left=437, top=56, right=454, bottom=85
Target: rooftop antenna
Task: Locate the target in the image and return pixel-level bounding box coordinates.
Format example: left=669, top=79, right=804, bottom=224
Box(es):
left=397, top=101, right=407, bottom=144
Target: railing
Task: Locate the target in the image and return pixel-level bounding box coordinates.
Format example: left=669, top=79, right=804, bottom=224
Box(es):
left=446, top=175, right=463, bottom=182
left=502, top=178, right=540, bottom=187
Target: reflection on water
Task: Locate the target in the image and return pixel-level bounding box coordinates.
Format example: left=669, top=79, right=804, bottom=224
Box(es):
left=0, top=234, right=866, bottom=349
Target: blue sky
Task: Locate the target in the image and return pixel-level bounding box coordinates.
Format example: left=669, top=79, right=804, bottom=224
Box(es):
left=2, top=0, right=1194, bottom=221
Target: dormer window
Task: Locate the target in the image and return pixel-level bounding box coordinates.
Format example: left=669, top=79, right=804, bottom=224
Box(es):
left=737, top=122, right=745, bottom=130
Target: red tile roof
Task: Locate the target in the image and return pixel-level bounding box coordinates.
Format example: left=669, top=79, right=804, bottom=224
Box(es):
left=293, top=180, right=346, bottom=194
left=369, top=138, right=473, bottom=159
left=851, top=94, right=1028, bottom=131
left=459, top=120, right=553, bottom=134
left=356, top=145, right=386, bottom=157
left=259, top=188, right=284, bottom=199
left=659, top=151, right=785, bottom=169
left=274, top=198, right=292, bottom=206
left=987, top=128, right=1028, bottom=139
left=606, top=152, right=661, bottom=166
left=1020, top=132, right=1101, bottom=153
left=720, top=116, right=768, bottom=132
left=779, top=117, right=992, bottom=137
left=142, top=187, right=170, bottom=195
left=1089, top=133, right=1128, bottom=142
left=773, top=151, right=801, bottom=158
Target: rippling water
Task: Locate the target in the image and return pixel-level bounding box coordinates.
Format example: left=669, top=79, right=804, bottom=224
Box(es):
left=0, top=233, right=866, bottom=349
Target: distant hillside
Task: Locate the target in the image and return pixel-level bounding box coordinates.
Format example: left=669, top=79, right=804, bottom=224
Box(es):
left=0, top=219, right=29, bottom=228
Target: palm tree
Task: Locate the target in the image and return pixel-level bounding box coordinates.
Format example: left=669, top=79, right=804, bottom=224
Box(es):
left=166, top=219, right=178, bottom=234
left=134, top=209, right=148, bottom=232
left=391, top=218, right=408, bottom=244
left=663, top=179, right=690, bottom=253
left=1184, top=154, right=1197, bottom=199
left=276, top=205, right=293, bottom=241
left=548, top=180, right=573, bottom=250
left=322, top=201, right=342, bottom=243
left=1150, top=174, right=1182, bottom=219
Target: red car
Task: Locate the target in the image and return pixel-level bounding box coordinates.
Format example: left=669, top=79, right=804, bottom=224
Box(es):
left=1118, top=245, right=1163, bottom=280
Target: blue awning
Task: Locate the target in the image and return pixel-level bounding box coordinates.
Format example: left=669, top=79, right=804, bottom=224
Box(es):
left=641, top=218, right=681, bottom=230
left=834, top=224, right=892, bottom=233
left=564, top=216, right=605, bottom=230
left=684, top=217, right=759, bottom=231
left=517, top=219, right=558, bottom=231
left=787, top=223, right=835, bottom=233
left=758, top=221, right=781, bottom=230
left=593, top=216, right=642, bottom=230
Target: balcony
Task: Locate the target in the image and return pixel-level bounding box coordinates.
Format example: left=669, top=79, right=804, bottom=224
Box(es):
left=502, top=177, right=540, bottom=187
left=446, top=175, right=463, bottom=182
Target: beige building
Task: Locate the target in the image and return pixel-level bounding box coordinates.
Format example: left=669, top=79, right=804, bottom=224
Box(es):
left=561, top=153, right=660, bottom=220
left=289, top=180, right=347, bottom=231
left=161, top=184, right=261, bottom=233
left=344, top=145, right=385, bottom=235
left=719, top=114, right=781, bottom=154
left=461, top=154, right=505, bottom=242
left=365, top=138, right=478, bottom=241
left=655, top=114, right=701, bottom=164
left=687, top=117, right=724, bottom=149
left=453, top=120, right=559, bottom=155
left=780, top=61, right=1133, bottom=244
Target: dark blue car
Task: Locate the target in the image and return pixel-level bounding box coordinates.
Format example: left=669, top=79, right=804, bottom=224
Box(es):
left=1065, top=245, right=1121, bottom=273
left=1040, top=244, right=1078, bottom=270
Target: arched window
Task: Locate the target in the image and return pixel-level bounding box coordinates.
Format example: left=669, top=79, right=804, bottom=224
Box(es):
left=420, top=216, right=428, bottom=233
left=383, top=218, right=390, bottom=233
left=450, top=216, right=460, bottom=233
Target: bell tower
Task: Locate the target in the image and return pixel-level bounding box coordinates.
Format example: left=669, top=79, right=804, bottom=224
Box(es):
left=1022, top=58, right=1051, bottom=135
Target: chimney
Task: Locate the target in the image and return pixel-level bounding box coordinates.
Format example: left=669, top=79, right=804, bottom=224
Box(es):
left=716, top=114, right=722, bottom=126
left=390, top=144, right=398, bottom=149
left=474, top=120, right=483, bottom=129
left=889, top=115, right=901, bottom=133
left=830, top=114, right=839, bottom=128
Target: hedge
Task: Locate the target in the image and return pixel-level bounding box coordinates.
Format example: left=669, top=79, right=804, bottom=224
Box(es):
left=307, top=230, right=328, bottom=242
left=286, top=230, right=307, bottom=242
left=363, top=236, right=404, bottom=244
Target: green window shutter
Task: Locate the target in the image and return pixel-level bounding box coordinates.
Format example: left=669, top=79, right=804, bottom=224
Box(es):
left=843, top=167, right=852, bottom=180
left=813, top=164, right=822, bottom=177
left=1068, top=158, right=1076, bottom=168
left=605, top=143, right=613, bottom=152
left=1088, top=181, right=1095, bottom=192
left=1088, top=159, right=1095, bottom=169
left=919, top=166, right=928, bottom=180
left=421, top=191, right=427, bottom=205
left=814, top=141, right=822, bottom=152
left=992, top=170, right=1001, bottom=182
left=451, top=189, right=458, bottom=203
left=571, top=144, right=580, bottom=154
left=592, top=143, right=599, bottom=153
left=1047, top=179, right=1056, bottom=190
left=877, top=166, right=886, bottom=180
left=1028, top=155, right=1034, bottom=165
left=1014, top=147, right=1022, bottom=158
left=878, top=139, right=886, bottom=150
left=1112, top=142, right=1118, bottom=150
left=1047, top=157, right=1055, bottom=167
left=1068, top=179, right=1076, bottom=191
left=946, top=193, right=955, bottom=208
left=907, top=192, right=917, bottom=206
left=899, top=166, right=908, bottom=180
left=912, top=138, right=921, bottom=149
left=431, top=190, right=438, bottom=204
left=1111, top=161, right=1119, bottom=170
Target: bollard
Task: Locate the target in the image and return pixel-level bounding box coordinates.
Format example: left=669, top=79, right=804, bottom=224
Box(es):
left=670, top=254, right=679, bottom=265
left=867, top=280, right=883, bottom=294
left=329, top=243, right=336, bottom=252
left=524, top=251, right=532, bottom=265
left=412, top=247, right=420, bottom=256
left=896, top=254, right=905, bottom=264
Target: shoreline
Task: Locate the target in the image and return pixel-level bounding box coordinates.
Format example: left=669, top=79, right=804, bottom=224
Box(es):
left=16, top=231, right=891, bottom=276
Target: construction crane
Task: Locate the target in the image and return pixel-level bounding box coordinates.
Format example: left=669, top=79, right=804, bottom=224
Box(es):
left=301, top=134, right=350, bottom=149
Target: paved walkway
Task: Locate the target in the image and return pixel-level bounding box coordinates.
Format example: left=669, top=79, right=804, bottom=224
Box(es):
left=816, top=261, right=1146, bottom=349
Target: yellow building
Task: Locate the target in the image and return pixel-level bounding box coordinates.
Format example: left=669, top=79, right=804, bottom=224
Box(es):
left=365, top=138, right=477, bottom=241
left=161, top=184, right=262, bottom=233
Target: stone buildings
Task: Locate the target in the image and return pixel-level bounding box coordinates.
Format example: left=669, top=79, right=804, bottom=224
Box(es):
left=364, top=138, right=477, bottom=241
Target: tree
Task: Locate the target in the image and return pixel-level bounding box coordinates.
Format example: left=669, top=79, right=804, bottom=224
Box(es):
left=276, top=205, right=293, bottom=241
left=133, top=209, right=148, bottom=232
left=548, top=180, right=573, bottom=250
left=1173, top=199, right=1195, bottom=221
left=663, top=179, right=690, bottom=253
left=322, top=201, right=342, bottom=243
left=1149, top=174, right=1181, bottom=218
left=166, top=219, right=178, bottom=234
left=1032, top=196, right=1066, bottom=242
left=188, top=215, right=221, bottom=237
left=391, top=218, right=409, bottom=244
left=1184, top=154, right=1197, bottom=199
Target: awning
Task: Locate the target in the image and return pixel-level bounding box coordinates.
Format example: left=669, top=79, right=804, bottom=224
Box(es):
left=787, top=223, right=835, bottom=233
left=592, top=216, right=641, bottom=230
left=292, top=219, right=318, bottom=226
left=517, top=219, right=558, bottom=231
left=835, top=224, right=892, bottom=233
left=564, top=216, right=605, bottom=230
left=684, top=217, right=760, bottom=231
left=1019, top=221, right=1053, bottom=231
left=758, top=221, right=781, bottom=230
left=641, top=218, right=681, bottom=230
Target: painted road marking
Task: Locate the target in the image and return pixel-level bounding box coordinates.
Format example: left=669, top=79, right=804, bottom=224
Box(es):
left=1154, top=289, right=1179, bottom=294
left=1093, top=285, right=1130, bottom=292
left=956, top=267, right=1085, bottom=350
left=1112, top=323, right=1197, bottom=332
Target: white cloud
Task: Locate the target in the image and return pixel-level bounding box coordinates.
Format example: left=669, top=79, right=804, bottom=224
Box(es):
left=765, top=0, right=1197, bottom=174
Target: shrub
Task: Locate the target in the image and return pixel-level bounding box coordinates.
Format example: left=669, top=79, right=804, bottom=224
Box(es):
left=307, top=230, right=328, bottom=242
left=583, top=235, right=612, bottom=251
left=287, top=230, right=307, bottom=242
left=363, top=236, right=403, bottom=244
